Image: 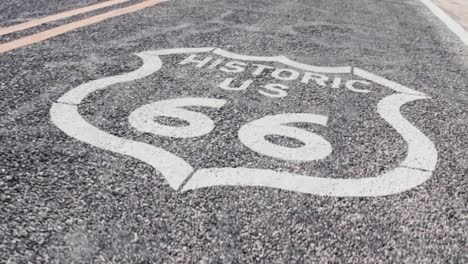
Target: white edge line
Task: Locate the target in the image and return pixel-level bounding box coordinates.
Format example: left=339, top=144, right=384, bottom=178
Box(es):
left=419, top=0, right=468, bottom=46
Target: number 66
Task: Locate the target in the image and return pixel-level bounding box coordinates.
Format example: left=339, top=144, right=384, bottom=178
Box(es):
left=129, top=97, right=332, bottom=161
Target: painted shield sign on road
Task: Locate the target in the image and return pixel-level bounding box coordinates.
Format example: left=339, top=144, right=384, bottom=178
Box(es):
left=50, top=47, right=438, bottom=197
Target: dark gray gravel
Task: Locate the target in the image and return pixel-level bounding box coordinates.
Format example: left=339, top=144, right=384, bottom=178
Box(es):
left=1, top=0, right=467, bottom=263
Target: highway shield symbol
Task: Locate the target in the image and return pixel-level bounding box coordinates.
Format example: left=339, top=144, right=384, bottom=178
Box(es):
left=50, top=47, right=438, bottom=197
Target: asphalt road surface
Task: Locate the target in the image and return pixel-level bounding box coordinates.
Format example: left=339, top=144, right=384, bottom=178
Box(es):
left=1, top=0, right=467, bottom=263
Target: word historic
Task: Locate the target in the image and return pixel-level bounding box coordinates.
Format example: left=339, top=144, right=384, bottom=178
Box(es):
left=178, top=54, right=372, bottom=98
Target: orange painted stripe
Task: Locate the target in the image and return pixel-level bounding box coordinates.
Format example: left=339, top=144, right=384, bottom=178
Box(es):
left=0, top=0, right=166, bottom=54
left=0, top=0, right=132, bottom=36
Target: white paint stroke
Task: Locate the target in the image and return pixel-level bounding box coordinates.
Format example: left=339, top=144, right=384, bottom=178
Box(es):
left=419, top=0, right=468, bottom=46
left=183, top=167, right=431, bottom=197
left=182, top=93, right=436, bottom=196
left=129, top=97, right=227, bottom=138
left=238, top=113, right=332, bottom=161
left=52, top=48, right=216, bottom=189
left=0, top=0, right=131, bottom=36
left=354, top=68, right=426, bottom=96
left=50, top=103, right=194, bottom=189
left=58, top=48, right=215, bottom=105
left=378, top=94, right=438, bottom=171
left=58, top=53, right=163, bottom=105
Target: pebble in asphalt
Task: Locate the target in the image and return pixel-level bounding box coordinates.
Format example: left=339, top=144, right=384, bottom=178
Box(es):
left=1, top=0, right=467, bottom=263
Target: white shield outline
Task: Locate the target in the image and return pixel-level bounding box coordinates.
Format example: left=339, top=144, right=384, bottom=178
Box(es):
left=50, top=47, right=438, bottom=197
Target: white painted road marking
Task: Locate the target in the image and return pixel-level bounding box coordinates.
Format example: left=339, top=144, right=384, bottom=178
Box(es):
left=0, top=0, right=131, bottom=36
left=50, top=48, right=438, bottom=197
left=0, top=0, right=167, bottom=54
left=238, top=113, right=332, bottom=161
left=129, top=98, right=227, bottom=138
left=419, top=0, right=468, bottom=46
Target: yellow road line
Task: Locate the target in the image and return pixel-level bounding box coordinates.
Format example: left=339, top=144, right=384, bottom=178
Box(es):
left=0, top=0, right=132, bottom=36
left=0, top=0, right=166, bottom=54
